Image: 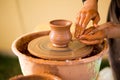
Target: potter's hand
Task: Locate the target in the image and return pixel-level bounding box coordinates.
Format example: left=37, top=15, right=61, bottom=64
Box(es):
left=75, top=0, right=100, bottom=38
left=77, top=26, right=105, bottom=45
left=78, top=22, right=120, bottom=45
left=76, top=0, right=100, bottom=27
left=78, top=27, right=105, bottom=45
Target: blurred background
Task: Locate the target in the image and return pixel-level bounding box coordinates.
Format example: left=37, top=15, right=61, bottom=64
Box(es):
left=0, top=0, right=110, bottom=80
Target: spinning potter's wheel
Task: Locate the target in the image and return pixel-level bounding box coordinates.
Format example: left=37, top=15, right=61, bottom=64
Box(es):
left=28, top=36, right=93, bottom=60
left=28, top=19, right=93, bottom=60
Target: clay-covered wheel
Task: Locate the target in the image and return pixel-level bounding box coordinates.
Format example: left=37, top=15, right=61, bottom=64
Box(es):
left=28, top=36, right=93, bottom=60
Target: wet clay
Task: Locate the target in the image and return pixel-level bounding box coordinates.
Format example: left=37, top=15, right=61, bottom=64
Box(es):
left=75, top=26, right=104, bottom=45
left=49, top=19, right=72, bottom=48
left=12, top=19, right=108, bottom=80
left=12, top=30, right=108, bottom=80
left=28, top=19, right=93, bottom=60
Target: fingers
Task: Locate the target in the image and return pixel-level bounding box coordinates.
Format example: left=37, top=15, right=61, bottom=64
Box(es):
left=76, top=12, right=91, bottom=28
left=76, top=27, right=105, bottom=45
left=81, top=13, right=92, bottom=28
left=74, top=25, right=85, bottom=38
left=79, top=39, right=103, bottom=45
left=87, top=22, right=112, bottom=36
left=76, top=13, right=81, bottom=25
left=74, top=25, right=80, bottom=38
left=76, top=10, right=100, bottom=28
left=93, top=14, right=100, bottom=27
left=79, top=12, right=86, bottom=28
left=83, top=26, right=95, bottom=34
left=79, top=30, right=105, bottom=40
left=75, top=11, right=93, bottom=38
left=75, top=11, right=86, bottom=36
left=75, top=7, right=101, bottom=45
left=79, top=33, right=103, bottom=40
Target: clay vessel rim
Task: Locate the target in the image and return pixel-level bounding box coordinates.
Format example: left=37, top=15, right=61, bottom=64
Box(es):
left=12, top=31, right=108, bottom=66
left=50, top=19, right=72, bottom=27
left=10, top=73, right=61, bottom=80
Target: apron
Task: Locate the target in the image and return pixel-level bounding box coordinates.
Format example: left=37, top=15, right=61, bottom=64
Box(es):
left=107, top=0, right=120, bottom=80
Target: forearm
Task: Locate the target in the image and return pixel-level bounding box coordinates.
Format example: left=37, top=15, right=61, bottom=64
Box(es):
left=105, top=24, right=120, bottom=38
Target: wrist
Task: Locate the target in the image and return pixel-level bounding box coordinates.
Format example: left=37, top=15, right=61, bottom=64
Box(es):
left=104, top=24, right=120, bottom=38
left=83, top=0, right=98, bottom=9
left=103, top=28, right=108, bottom=38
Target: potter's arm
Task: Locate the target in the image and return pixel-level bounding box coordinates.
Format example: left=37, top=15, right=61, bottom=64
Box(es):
left=86, top=22, right=120, bottom=39
left=102, top=23, right=120, bottom=38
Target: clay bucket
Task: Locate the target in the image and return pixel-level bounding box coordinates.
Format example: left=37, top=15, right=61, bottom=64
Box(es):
left=12, top=31, right=108, bottom=80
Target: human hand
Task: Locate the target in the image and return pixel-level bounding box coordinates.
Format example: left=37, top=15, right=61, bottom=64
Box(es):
left=75, top=0, right=100, bottom=37
left=77, top=22, right=120, bottom=45
left=76, top=0, right=100, bottom=27
left=78, top=26, right=105, bottom=45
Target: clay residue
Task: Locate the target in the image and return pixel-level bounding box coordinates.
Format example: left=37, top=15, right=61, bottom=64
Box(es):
left=16, top=31, right=104, bottom=61
left=74, top=26, right=104, bottom=45
left=82, top=43, right=104, bottom=58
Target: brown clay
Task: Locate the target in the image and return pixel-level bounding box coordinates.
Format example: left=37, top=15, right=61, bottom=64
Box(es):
left=27, top=36, right=93, bottom=60
left=74, top=24, right=84, bottom=38
left=9, top=74, right=61, bottom=80
left=49, top=19, right=72, bottom=48
left=12, top=31, right=108, bottom=80
left=75, top=26, right=104, bottom=45
left=27, top=19, right=93, bottom=60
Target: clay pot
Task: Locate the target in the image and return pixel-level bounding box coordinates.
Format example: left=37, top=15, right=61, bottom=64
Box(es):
left=10, top=74, right=61, bottom=80
left=49, top=19, right=72, bottom=48
left=12, top=31, right=108, bottom=80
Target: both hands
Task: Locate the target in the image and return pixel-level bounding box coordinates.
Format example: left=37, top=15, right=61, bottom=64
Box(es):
left=75, top=25, right=106, bottom=45
left=76, top=0, right=100, bottom=28
left=75, top=0, right=120, bottom=45
left=75, top=0, right=101, bottom=45
left=75, top=22, right=119, bottom=45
